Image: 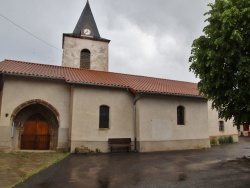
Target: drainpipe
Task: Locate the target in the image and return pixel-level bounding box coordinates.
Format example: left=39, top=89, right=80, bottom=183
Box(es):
left=11, top=121, right=14, bottom=138
left=10, top=120, right=15, bottom=151
left=128, top=88, right=142, bottom=152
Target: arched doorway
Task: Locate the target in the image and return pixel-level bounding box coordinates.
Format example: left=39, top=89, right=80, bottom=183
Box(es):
left=21, top=113, right=50, bottom=150
left=12, top=99, right=59, bottom=150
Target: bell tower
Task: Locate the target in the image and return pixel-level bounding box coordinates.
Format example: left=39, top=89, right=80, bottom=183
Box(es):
left=62, top=0, right=110, bottom=71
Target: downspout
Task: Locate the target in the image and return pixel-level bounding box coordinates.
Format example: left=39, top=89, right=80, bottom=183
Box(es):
left=128, top=88, right=142, bottom=152
left=68, top=84, right=74, bottom=152
left=11, top=121, right=14, bottom=151
left=11, top=121, right=14, bottom=138
left=133, top=96, right=141, bottom=152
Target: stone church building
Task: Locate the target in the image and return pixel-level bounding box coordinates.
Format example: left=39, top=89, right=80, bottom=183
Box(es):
left=0, top=1, right=238, bottom=153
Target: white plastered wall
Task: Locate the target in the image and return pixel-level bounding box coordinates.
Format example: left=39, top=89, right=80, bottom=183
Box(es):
left=70, top=85, right=134, bottom=153
left=62, top=36, right=109, bottom=71
left=136, top=95, right=210, bottom=152
left=207, top=100, right=238, bottom=142
left=0, top=77, right=71, bottom=151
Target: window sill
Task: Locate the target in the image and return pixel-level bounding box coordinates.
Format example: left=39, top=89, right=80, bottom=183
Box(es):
left=99, top=128, right=109, bottom=131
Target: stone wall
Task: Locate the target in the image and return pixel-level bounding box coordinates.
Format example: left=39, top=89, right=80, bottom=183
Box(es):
left=0, top=76, right=71, bottom=151
left=70, top=85, right=134, bottom=152
left=62, top=36, right=109, bottom=71
left=207, top=101, right=239, bottom=142
left=136, top=95, right=211, bottom=152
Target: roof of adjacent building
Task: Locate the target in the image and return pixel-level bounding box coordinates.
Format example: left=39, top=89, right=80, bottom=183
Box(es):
left=0, top=59, right=202, bottom=98
left=73, top=0, right=100, bottom=38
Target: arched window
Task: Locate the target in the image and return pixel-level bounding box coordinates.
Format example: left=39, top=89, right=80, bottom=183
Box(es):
left=177, top=106, right=185, bottom=125
left=80, top=49, right=90, bottom=69
left=99, top=105, right=109, bottom=128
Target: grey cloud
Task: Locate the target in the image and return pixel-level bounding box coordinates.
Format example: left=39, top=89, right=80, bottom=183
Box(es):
left=0, top=0, right=214, bottom=82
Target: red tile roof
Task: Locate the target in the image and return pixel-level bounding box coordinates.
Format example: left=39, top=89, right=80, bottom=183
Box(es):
left=0, top=59, right=202, bottom=98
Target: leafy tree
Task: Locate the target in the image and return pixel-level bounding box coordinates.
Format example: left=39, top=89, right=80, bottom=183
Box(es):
left=189, top=0, right=250, bottom=128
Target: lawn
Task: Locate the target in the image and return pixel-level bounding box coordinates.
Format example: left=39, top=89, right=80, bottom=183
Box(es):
left=0, top=151, right=69, bottom=188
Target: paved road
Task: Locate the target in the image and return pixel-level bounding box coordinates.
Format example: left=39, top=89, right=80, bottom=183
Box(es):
left=17, top=137, right=250, bottom=188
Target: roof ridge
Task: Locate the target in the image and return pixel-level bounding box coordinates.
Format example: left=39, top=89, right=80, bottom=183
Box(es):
left=4, top=59, right=63, bottom=68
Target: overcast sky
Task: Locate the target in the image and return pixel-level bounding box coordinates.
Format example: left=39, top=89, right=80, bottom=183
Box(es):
left=0, top=0, right=213, bottom=82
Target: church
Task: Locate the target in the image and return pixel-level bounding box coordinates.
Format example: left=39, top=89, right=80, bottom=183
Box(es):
left=0, top=1, right=238, bottom=153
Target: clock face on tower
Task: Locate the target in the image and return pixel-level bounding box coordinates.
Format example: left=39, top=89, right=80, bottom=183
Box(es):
left=83, top=28, right=91, bottom=35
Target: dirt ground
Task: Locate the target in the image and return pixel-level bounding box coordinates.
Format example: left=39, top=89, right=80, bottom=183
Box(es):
left=0, top=151, right=69, bottom=188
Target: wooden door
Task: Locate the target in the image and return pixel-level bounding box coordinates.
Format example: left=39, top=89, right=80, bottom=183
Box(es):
left=21, top=114, right=50, bottom=150
left=21, top=121, right=37, bottom=150
left=36, top=121, right=49, bottom=150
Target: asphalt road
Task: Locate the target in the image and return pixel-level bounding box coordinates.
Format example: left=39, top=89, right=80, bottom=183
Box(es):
left=17, top=137, right=250, bottom=188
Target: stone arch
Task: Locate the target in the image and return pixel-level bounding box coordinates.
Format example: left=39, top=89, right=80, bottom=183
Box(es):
left=11, top=99, right=59, bottom=120
left=11, top=99, right=60, bottom=150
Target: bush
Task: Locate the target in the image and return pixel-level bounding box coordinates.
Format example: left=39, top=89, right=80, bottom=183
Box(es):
left=210, top=138, right=217, bottom=145
left=219, top=137, right=226, bottom=144
left=219, top=136, right=234, bottom=144
left=95, top=148, right=101, bottom=153
left=228, top=136, right=233, bottom=143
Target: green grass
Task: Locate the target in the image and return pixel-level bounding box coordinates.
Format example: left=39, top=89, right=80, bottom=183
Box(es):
left=20, top=153, right=69, bottom=183
left=0, top=151, right=69, bottom=188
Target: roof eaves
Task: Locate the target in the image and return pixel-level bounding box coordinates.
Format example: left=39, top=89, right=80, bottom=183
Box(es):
left=66, top=80, right=129, bottom=90
left=63, top=33, right=110, bottom=47
left=1, top=72, right=65, bottom=81
left=134, top=90, right=205, bottom=99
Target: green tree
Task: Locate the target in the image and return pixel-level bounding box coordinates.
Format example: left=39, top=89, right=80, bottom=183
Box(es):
left=189, top=0, right=250, bottom=128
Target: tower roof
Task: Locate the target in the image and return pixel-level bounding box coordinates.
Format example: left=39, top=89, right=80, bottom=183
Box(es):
left=73, top=0, right=100, bottom=38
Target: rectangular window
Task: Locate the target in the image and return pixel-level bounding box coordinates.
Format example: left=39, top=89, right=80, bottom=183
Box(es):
left=177, top=106, right=185, bottom=125
left=219, top=121, right=224, bottom=132
left=99, top=105, right=109, bottom=128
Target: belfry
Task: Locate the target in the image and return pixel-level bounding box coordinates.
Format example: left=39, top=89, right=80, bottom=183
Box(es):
left=62, top=0, right=110, bottom=71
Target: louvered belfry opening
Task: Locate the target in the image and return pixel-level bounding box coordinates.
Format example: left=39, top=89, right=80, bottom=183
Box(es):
left=80, top=49, right=91, bottom=69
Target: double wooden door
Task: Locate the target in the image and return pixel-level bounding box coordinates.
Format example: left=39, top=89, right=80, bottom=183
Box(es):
left=21, top=114, right=50, bottom=150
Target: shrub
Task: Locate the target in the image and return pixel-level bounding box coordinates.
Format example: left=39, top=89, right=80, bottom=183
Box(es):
left=228, top=136, right=233, bottom=143
left=219, top=136, right=234, bottom=144
left=95, top=148, right=101, bottom=153
left=210, top=138, right=217, bottom=145
left=219, top=137, right=225, bottom=144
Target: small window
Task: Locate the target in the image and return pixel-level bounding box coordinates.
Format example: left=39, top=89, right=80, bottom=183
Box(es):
left=80, top=49, right=90, bottom=69
left=99, top=105, right=109, bottom=128
left=177, top=106, right=185, bottom=125
left=219, top=121, right=224, bottom=132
